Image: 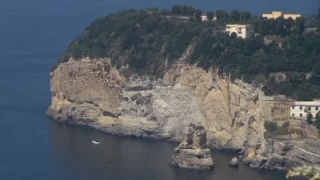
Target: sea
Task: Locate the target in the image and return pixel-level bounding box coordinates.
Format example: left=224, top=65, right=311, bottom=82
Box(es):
left=0, top=0, right=318, bottom=179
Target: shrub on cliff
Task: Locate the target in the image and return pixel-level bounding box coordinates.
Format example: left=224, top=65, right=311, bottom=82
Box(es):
left=315, top=112, right=320, bottom=129
left=264, top=121, right=289, bottom=138
left=307, top=113, right=313, bottom=125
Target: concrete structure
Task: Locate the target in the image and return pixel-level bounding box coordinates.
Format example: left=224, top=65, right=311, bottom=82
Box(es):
left=283, top=13, right=302, bottom=20
left=166, top=15, right=217, bottom=22
left=263, top=11, right=302, bottom=20
left=165, top=16, right=190, bottom=22
left=260, top=94, right=293, bottom=122
left=290, top=101, right=320, bottom=120
left=225, top=24, right=254, bottom=39
left=200, top=15, right=217, bottom=21
left=201, top=15, right=208, bottom=21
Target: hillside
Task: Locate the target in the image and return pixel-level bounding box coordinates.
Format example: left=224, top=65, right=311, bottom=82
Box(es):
left=55, top=6, right=320, bottom=100
left=48, top=6, right=320, bottom=171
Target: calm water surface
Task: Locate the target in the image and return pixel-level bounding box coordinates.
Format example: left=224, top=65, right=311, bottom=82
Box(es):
left=0, top=0, right=318, bottom=179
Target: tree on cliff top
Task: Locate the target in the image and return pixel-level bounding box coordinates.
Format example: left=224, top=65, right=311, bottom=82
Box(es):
left=171, top=5, right=196, bottom=16
left=215, top=9, right=229, bottom=20
left=57, top=6, right=320, bottom=100
left=240, top=11, right=251, bottom=20
left=206, top=11, right=214, bottom=21
left=231, top=9, right=240, bottom=21
left=194, top=9, right=202, bottom=21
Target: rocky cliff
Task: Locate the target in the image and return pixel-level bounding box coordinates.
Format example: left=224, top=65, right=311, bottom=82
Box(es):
left=241, top=120, right=320, bottom=170
left=47, top=58, right=320, bottom=170
left=48, top=58, right=265, bottom=147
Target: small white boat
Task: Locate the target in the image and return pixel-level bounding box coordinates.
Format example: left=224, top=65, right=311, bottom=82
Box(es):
left=92, top=140, right=100, bottom=145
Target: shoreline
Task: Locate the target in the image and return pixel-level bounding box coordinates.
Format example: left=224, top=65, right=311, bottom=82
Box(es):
left=47, top=114, right=291, bottom=176
left=47, top=59, right=320, bottom=172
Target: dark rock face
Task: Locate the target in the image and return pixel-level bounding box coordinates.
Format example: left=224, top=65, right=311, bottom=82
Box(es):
left=172, top=124, right=214, bottom=170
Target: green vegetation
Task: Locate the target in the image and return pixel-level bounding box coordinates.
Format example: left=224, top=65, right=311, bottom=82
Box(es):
left=304, top=107, right=314, bottom=124
left=307, top=113, right=314, bottom=124
left=315, top=112, right=320, bottom=129
left=264, top=121, right=289, bottom=138
left=206, top=11, right=214, bottom=21
left=300, top=110, right=320, bottom=133
left=56, top=5, right=320, bottom=100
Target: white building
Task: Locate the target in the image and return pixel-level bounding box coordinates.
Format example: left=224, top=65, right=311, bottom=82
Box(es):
left=200, top=15, right=217, bottom=21
left=262, top=11, right=302, bottom=20
left=201, top=15, right=208, bottom=21
left=290, top=101, right=320, bottom=120
left=225, top=24, right=254, bottom=39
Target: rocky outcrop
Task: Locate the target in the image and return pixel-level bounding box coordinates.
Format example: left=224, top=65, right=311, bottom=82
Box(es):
left=47, top=58, right=320, bottom=170
left=241, top=138, right=320, bottom=170
left=172, top=124, right=214, bottom=170
left=242, top=147, right=258, bottom=165
left=229, top=157, right=239, bottom=167
left=288, top=120, right=319, bottom=139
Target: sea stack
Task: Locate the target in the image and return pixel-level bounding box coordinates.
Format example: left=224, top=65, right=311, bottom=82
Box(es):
left=172, top=124, right=214, bottom=170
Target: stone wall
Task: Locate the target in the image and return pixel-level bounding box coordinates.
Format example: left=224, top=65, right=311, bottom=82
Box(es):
left=260, top=98, right=293, bottom=122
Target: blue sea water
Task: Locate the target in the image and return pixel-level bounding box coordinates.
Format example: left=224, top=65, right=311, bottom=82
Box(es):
left=0, top=0, right=318, bottom=179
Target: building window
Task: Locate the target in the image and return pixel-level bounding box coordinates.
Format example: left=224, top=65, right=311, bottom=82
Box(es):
left=316, top=107, right=319, bottom=111
left=300, top=106, right=303, bottom=110
left=292, top=113, right=295, bottom=117
left=300, top=113, right=303, bottom=117
left=292, top=106, right=295, bottom=109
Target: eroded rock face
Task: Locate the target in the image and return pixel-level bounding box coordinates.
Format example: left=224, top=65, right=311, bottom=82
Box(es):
left=47, top=59, right=206, bottom=141
left=241, top=138, right=320, bottom=170
left=48, top=59, right=267, bottom=145
left=172, top=124, right=214, bottom=170
left=165, top=64, right=268, bottom=151
left=47, top=58, right=320, bottom=170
